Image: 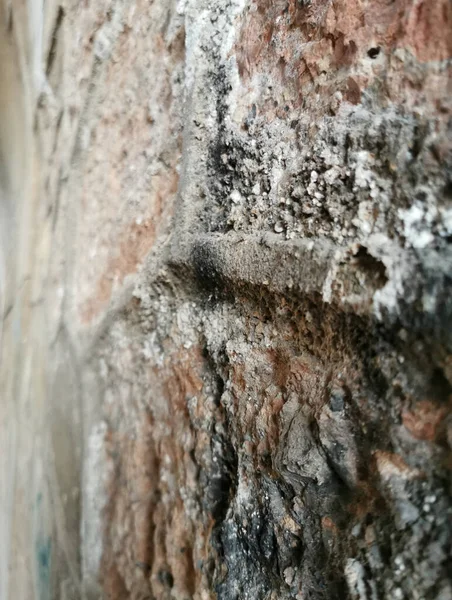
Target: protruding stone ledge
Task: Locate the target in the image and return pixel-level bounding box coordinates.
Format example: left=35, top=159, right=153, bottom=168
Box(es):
left=172, top=232, right=336, bottom=296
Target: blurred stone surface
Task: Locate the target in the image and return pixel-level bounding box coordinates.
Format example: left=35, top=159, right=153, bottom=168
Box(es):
left=1, top=0, right=452, bottom=599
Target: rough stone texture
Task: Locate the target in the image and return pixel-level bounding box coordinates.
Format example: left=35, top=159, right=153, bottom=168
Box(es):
left=1, top=0, right=452, bottom=599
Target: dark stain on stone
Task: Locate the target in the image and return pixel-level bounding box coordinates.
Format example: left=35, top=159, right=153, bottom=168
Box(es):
left=191, top=241, right=224, bottom=292
left=157, top=568, right=174, bottom=588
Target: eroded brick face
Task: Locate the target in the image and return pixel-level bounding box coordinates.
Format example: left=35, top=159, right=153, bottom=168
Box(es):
left=91, top=283, right=452, bottom=599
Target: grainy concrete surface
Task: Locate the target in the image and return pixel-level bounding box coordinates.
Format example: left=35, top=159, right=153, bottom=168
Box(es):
left=1, top=0, right=451, bottom=599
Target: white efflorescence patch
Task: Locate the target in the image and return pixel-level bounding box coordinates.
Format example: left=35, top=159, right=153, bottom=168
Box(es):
left=368, top=234, right=412, bottom=317
left=398, top=200, right=436, bottom=249
left=344, top=558, right=369, bottom=600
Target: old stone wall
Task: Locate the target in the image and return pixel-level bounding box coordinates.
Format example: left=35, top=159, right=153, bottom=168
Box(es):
left=1, top=0, right=451, bottom=599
